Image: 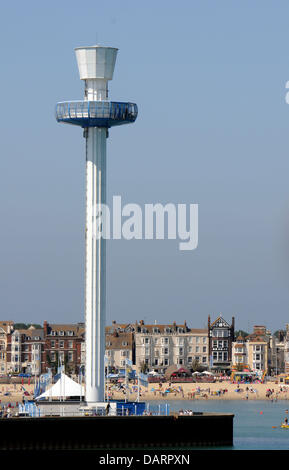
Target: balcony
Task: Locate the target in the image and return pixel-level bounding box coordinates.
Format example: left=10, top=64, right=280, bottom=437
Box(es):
left=56, top=101, right=138, bottom=128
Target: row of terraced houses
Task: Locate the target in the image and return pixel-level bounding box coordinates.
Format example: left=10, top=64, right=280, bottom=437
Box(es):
left=0, top=316, right=288, bottom=376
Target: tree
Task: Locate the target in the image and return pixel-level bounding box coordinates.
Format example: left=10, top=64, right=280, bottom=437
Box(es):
left=140, top=361, right=149, bottom=374
left=14, top=323, right=42, bottom=330
left=234, top=330, right=249, bottom=340
left=191, top=359, right=205, bottom=372
left=273, top=330, right=286, bottom=341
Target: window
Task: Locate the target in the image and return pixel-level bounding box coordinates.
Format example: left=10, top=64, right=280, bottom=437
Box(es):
left=67, top=331, right=74, bottom=336
left=202, top=357, right=207, bottom=363
left=179, top=348, right=184, bottom=356
left=164, top=348, right=169, bottom=355
left=196, top=337, right=200, bottom=344
left=213, top=340, right=217, bottom=348
left=51, top=352, right=56, bottom=362
left=59, top=331, right=64, bottom=336
left=213, top=352, right=217, bottom=360
left=68, top=341, right=73, bottom=349
left=203, top=337, right=207, bottom=344
left=68, top=351, right=73, bottom=362
left=154, top=358, right=158, bottom=365
left=196, top=346, right=199, bottom=353
left=187, top=356, right=192, bottom=363
left=59, top=341, right=64, bottom=348
left=164, top=358, right=169, bottom=366
left=153, top=328, right=159, bottom=334
left=51, top=341, right=55, bottom=348
left=162, top=337, right=169, bottom=345
left=203, top=346, right=206, bottom=353
left=144, top=338, right=149, bottom=344
left=223, top=352, right=228, bottom=361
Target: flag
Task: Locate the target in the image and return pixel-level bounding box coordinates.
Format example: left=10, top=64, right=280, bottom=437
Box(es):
left=139, top=372, right=148, bottom=387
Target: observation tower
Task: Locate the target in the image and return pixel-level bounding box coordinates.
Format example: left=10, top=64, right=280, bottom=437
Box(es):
left=56, top=46, right=138, bottom=404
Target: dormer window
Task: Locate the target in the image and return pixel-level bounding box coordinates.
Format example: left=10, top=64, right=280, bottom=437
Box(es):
left=67, top=331, right=73, bottom=336
left=59, top=331, right=64, bottom=336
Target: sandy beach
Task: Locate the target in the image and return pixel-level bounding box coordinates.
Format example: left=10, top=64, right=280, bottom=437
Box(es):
left=0, top=380, right=288, bottom=405
left=107, top=381, right=289, bottom=402
left=0, top=383, right=35, bottom=405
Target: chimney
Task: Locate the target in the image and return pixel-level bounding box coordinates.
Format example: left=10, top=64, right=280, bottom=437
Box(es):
left=43, top=321, right=48, bottom=336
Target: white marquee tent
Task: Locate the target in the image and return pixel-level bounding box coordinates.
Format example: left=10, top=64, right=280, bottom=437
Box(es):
left=35, top=373, right=84, bottom=400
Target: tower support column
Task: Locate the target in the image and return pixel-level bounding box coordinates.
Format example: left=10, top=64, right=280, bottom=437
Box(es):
left=85, top=127, right=107, bottom=404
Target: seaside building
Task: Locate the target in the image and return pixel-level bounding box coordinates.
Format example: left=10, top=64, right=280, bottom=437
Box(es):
left=232, top=335, right=248, bottom=370
left=208, top=315, right=235, bottom=373
left=43, top=321, right=84, bottom=375
left=134, top=321, right=208, bottom=373
left=245, top=326, right=272, bottom=376
left=6, top=326, right=45, bottom=375
left=105, top=329, right=134, bottom=371
left=283, top=324, right=289, bottom=374
left=0, top=321, right=14, bottom=375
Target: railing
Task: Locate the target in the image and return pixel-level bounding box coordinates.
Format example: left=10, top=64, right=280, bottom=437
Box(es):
left=56, top=101, right=138, bottom=124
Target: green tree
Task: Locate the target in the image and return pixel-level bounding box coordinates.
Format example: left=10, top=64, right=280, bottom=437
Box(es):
left=234, top=330, right=249, bottom=340
left=191, top=359, right=205, bottom=372
left=140, top=361, right=149, bottom=374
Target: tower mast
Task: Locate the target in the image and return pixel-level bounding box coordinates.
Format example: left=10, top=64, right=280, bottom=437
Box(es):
left=56, top=45, right=138, bottom=404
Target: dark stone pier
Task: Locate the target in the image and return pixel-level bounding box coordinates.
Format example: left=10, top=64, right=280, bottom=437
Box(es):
left=0, top=412, right=234, bottom=450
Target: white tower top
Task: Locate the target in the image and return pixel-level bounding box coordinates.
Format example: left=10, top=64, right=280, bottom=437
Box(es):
left=75, top=46, right=118, bottom=101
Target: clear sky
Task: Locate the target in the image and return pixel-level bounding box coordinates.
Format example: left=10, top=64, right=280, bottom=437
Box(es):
left=0, top=0, right=289, bottom=333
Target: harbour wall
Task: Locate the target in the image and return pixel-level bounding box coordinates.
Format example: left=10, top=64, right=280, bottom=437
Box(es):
left=0, top=412, right=234, bottom=450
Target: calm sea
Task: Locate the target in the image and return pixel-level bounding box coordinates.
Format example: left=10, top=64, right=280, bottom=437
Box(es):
left=147, top=399, right=289, bottom=450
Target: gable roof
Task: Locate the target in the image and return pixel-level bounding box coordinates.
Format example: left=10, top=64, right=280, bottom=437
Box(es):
left=210, top=316, right=231, bottom=328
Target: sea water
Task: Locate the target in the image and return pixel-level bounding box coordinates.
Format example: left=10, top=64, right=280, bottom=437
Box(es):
left=147, top=399, right=289, bottom=450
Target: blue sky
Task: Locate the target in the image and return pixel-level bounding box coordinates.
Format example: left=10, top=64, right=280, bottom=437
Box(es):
left=0, top=0, right=289, bottom=332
